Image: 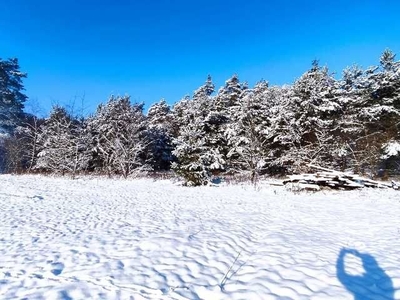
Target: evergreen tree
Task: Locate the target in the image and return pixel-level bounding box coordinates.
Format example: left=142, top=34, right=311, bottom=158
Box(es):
left=87, top=95, right=147, bottom=177
left=213, top=75, right=248, bottom=173
left=0, top=58, right=27, bottom=134
left=215, top=74, right=247, bottom=111
left=380, top=49, right=397, bottom=72
left=171, top=95, right=192, bottom=138
left=172, top=117, right=225, bottom=186
left=172, top=76, right=225, bottom=185
left=145, top=99, right=174, bottom=170
left=282, top=63, right=342, bottom=172
left=258, top=85, right=300, bottom=174
left=337, top=50, right=400, bottom=176
left=226, top=80, right=271, bottom=181
left=193, top=74, right=215, bottom=99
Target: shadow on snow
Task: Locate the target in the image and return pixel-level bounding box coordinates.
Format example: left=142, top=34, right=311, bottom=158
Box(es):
left=336, top=248, right=394, bottom=300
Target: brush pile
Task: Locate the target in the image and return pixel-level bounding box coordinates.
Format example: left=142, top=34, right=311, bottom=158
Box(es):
left=283, top=165, right=399, bottom=191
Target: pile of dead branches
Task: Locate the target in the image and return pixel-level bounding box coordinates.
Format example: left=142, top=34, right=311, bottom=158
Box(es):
left=283, top=165, right=399, bottom=191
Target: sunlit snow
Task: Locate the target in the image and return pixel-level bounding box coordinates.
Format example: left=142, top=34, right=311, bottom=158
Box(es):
left=0, top=175, right=399, bottom=299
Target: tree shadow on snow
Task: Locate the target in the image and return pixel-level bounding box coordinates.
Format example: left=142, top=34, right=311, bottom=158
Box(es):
left=336, top=248, right=394, bottom=300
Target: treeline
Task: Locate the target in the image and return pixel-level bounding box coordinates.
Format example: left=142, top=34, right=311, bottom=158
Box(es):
left=1, top=49, right=400, bottom=185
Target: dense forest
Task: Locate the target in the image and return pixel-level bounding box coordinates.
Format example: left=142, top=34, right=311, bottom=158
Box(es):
left=1, top=49, right=399, bottom=185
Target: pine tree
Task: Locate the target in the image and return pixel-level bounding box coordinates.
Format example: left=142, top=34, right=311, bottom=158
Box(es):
left=172, top=76, right=225, bottom=185
left=282, top=63, right=342, bottom=172
left=213, top=75, right=248, bottom=173
left=380, top=49, right=397, bottom=72
left=193, top=74, right=215, bottom=100
left=226, top=80, right=270, bottom=182
left=0, top=58, right=27, bottom=134
left=172, top=121, right=212, bottom=186
left=255, top=85, right=300, bottom=174
left=145, top=99, right=174, bottom=170
left=172, top=117, right=225, bottom=186
left=87, top=95, right=147, bottom=177
left=332, top=50, right=400, bottom=176
left=215, top=74, right=247, bottom=111
left=171, top=95, right=192, bottom=137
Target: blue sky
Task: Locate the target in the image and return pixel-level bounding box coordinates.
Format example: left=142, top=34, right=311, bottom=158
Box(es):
left=1, top=0, right=400, bottom=115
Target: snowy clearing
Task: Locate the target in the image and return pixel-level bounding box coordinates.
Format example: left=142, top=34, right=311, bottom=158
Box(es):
left=1, top=175, right=400, bottom=300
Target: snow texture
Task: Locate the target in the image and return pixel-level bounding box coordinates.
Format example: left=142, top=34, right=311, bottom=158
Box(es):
left=0, top=175, right=399, bottom=299
left=382, top=141, right=400, bottom=159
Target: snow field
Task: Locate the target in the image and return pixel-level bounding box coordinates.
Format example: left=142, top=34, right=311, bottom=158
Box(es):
left=0, top=175, right=400, bottom=299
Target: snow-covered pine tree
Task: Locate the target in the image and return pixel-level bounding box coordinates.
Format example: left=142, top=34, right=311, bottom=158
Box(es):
left=172, top=74, right=215, bottom=131
left=367, top=49, right=400, bottom=175
left=331, top=65, right=363, bottom=171
left=379, top=50, right=400, bottom=175
left=211, top=75, right=248, bottom=174
left=172, top=120, right=213, bottom=186
left=87, top=95, right=148, bottom=178
left=0, top=58, right=27, bottom=135
left=380, top=48, right=398, bottom=72
left=279, top=62, right=342, bottom=173
left=172, top=76, right=225, bottom=185
left=171, top=95, right=191, bottom=138
left=195, top=76, right=227, bottom=176
left=215, top=74, right=247, bottom=110
left=254, top=85, right=300, bottom=174
left=0, top=58, right=28, bottom=172
left=225, top=80, right=271, bottom=182
left=145, top=99, right=174, bottom=170
left=337, top=50, right=400, bottom=176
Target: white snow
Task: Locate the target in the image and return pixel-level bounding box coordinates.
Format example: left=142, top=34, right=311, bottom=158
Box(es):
left=1, top=175, right=400, bottom=299
left=382, top=141, right=400, bottom=159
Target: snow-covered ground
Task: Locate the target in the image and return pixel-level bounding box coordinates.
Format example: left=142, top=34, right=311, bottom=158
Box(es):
left=0, top=175, right=399, bottom=300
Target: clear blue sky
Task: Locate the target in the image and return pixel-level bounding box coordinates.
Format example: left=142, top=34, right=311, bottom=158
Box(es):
left=1, top=0, right=400, bottom=115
